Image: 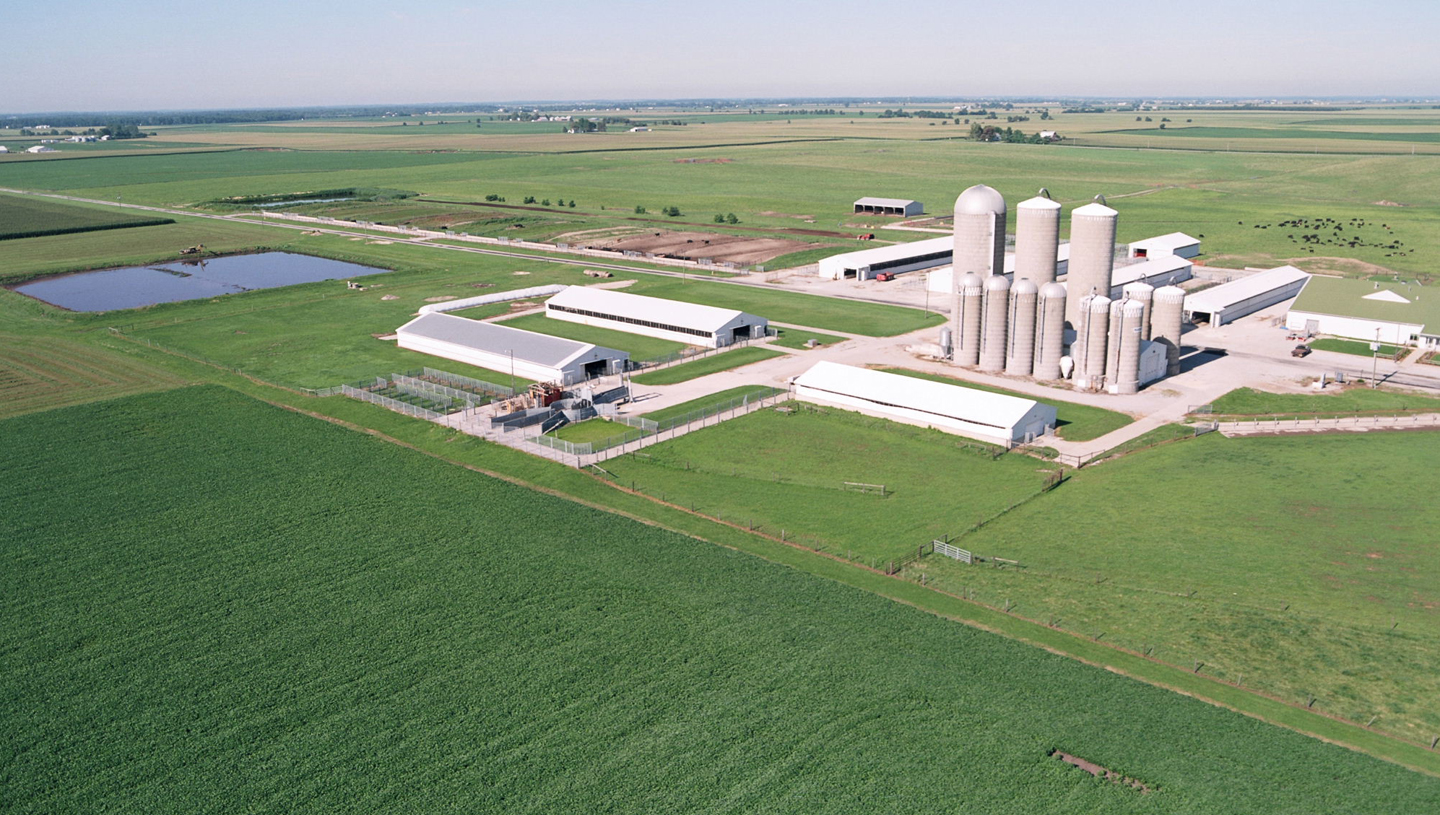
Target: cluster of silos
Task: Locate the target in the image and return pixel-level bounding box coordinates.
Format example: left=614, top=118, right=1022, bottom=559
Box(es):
left=945, top=185, right=1172, bottom=393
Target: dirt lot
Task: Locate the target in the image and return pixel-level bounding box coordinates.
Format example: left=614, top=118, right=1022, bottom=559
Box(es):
left=594, top=230, right=810, bottom=265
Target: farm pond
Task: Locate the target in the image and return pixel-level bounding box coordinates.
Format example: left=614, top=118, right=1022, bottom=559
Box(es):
left=13, top=252, right=388, bottom=312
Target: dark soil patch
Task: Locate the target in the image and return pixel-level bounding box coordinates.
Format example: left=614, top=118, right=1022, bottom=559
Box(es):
left=1050, top=750, right=1153, bottom=793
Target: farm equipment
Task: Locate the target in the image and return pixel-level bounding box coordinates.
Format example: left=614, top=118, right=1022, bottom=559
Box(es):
left=875, top=272, right=895, bottom=282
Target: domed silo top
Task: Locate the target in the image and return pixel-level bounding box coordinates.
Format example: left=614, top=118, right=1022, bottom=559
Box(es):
left=1040, top=281, right=1068, bottom=299
left=1017, top=195, right=1062, bottom=211
left=958, top=272, right=985, bottom=290
left=984, top=273, right=1012, bottom=292
left=1072, top=201, right=1118, bottom=218
left=1011, top=278, right=1039, bottom=295
left=955, top=184, right=1007, bottom=215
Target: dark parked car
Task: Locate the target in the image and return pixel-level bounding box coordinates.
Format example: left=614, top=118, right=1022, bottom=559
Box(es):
left=1292, top=344, right=1312, bottom=357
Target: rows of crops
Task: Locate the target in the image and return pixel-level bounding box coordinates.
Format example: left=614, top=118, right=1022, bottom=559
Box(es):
left=0, top=333, right=183, bottom=419
left=3, top=386, right=1436, bottom=813
left=0, top=193, right=173, bottom=240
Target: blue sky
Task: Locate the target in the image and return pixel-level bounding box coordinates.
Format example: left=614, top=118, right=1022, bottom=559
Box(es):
left=4, top=0, right=1437, bottom=111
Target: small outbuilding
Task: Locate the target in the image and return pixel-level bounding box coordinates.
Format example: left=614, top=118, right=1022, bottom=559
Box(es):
left=1128, top=232, right=1200, bottom=260
left=853, top=197, right=924, bottom=217
left=1184, top=265, right=1310, bottom=326
left=793, top=361, right=1057, bottom=446
left=544, top=286, right=766, bottom=348
left=397, top=312, right=628, bottom=385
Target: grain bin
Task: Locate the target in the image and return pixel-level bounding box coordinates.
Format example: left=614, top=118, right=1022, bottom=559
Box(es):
left=1034, top=282, right=1067, bottom=380
left=1104, top=298, right=1127, bottom=386
left=1006, top=278, right=1039, bottom=376
left=1107, top=298, right=1146, bottom=394
left=953, top=185, right=1007, bottom=279
left=953, top=272, right=985, bottom=366
left=1064, top=199, right=1119, bottom=328
left=1122, top=281, right=1155, bottom=340
left=1015, top=192, right=1062, bottom=286
left=979, top=273, right=1011, bottom=372
left=1152, top=285, right=1186, bottom=377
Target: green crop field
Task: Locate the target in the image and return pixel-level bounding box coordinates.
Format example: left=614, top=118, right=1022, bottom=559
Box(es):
left=0, top=332, right=186, bottom=419
left=630, top=346, right=785, bottom=385
left=923, top=430, right=1440, bottom=742
left=0, top=193, right=173, bottom=241
left=4, top=386, right=1437, bottom=813
left=603, top=404, right=1049, bottom=563
left=882, top=367, right=1134, bottom=441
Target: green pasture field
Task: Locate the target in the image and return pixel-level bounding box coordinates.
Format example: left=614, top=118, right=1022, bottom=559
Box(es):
left=634, top=385, right=785, bottom=424
left=603, top=404, right=1047, bottom=563
left=1310, top=337, right=1404, bottom=357
left=1208, top=386, right=1440, bottom=417
left=6, top=387, right=1436, bottom=812
left=882, top=367, right=1134, bottom=441
left=931, top=430, right=1440, bottom=742
left=0, top=193, right=173, bottom=241
left=548, top=417, right=633, bottom=444
left=496, top=312, right=690, bottom=360
left=630, top=346, right=785, bottom=385
left=622, top=277, right=942, bottom=336
left=1103, top=126, right=1440, bottom=144
left=770, top=326, right=848, bottom=348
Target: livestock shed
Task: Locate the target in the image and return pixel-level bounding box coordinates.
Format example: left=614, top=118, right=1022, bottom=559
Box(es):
left=793, top=361, right=1057, bottom=446
left=396, top=312, right=628, bottom=385
left=1108, top=254, right=1193, bottom=298
left=1128, top=232, right=1200, bottom=260
left=1285, top=277, right=1440, bottom=349
left=1184, top=265, right=1310, bottom=326
left=821, top=236, right=953, bottom=281
left=545, top=286, right=767, bottom=348
left=853, top=197, right=923, bottom=217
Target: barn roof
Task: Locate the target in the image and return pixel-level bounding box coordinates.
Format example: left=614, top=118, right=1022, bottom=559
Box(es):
left=546, top=285, right=760, bottom=334
left=397, top=312, right=624, bottom=368
left=794, top=362, right=1045, bottom=431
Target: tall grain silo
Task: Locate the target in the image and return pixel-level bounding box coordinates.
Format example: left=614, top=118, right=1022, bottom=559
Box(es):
left=953, top=272, right=985, bottom=366
left=979, top=273, right=1011, bottom=372
left=1073, top=294, right=1111, bottom=391
left=953, top=185, right=1007, bottom=278
left=1034, top=282, right=1067, bottom=380
left=1006, top=278, right=1039, bottom=376
left=1152, top=285, right=1186, bottom=377
left=1122, top=281, right=1155, bottom=340
left=1104, top=298, right=1127, bottom=386
left=1015, top=192, right=1062, bottom=286
left=1064, top=198, right=1119, bottom=327
left=1107, top=299, right=1147, bottom=394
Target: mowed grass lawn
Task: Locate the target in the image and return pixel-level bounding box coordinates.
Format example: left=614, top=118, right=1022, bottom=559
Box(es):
left=604, top=404, right=1050, bottom=563
left=1209, top=386, right=1440, bottom=417
left=941, top=430, right=1440, bottom=742
left=882, top=367, right=1134, bottom=441
left=496, top=312, right=689, bottom=359
left=1309, top=337, right=1404, bottom=357
left=630, top=346, right=785, bottom=385
left=625, top=277, right=943, bottom=337
left=4, top=386, right=1436, bottom=813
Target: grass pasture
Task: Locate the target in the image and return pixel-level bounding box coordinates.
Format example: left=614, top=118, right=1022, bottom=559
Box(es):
left=1310, top=337, right=1405, bottom=357
left=0, top=193, right=173, bottom=241
left=5, top=386, right=1437, bottom=813
left=630, top=346, right=785, bottom=385
left=1207, top=386, right=1440, bottom=417
left=624, top=277, right=942, bottom=336
left=496, top=311, right=690, bottom=360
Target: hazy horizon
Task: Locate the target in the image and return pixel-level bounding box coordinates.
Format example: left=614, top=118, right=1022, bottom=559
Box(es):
left=5, top=0, right=1437, bottom=113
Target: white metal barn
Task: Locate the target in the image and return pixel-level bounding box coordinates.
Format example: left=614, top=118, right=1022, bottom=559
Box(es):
left=1184, top=265, right=1310, bottom=326
left=544, top=286, right=767, bottom=348
left=793, top=361, right=1057, bottom=446
left=853, top=197, right=923, bottom=217
left=1108, top=255, right=1193, bottom=298
left=925, top=245, right=1071, bottom=293
left=1128, top=232, right=1200, bottom=260
left=396, top=312, right=628, bottom=385
left=820, top=236, right=953, bottom=281
left=1285, top=277, right=1440, bottom=349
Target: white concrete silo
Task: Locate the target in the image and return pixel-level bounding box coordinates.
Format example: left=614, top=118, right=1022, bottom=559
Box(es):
left=1034, top=282, right=1067, bottom=380
left=953, top=185, right=1007, bottom=278
left=1015, top=192, right=1062, bottom=286
left=952, top=272, right=985, bottom=366
left=1107, top=299, right=1146, bottom=394
left=1073, top=294, right=1111, bottom=391
left=1006, top=278, right=1039, bottom=376
left=979, top=273, right=1011, bottom=372
left=1104, top=298, right=1127, bottom=386
left=1152, top=285, right=1187, bottom=377
left=1064, top=198, right=1119, bottom=328
left=1122, top=281, right=1155, bottom=340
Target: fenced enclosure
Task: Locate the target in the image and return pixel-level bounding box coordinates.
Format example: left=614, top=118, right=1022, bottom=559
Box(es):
left=528, top=387, right=788, bottom=459
left=336, top=368, right=514, bottom=416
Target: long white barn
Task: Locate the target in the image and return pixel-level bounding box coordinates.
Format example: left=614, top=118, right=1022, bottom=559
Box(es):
left=397, top=312, right=628, bottom=385
left=793, top=362, right=1057, bottom=445
left=545, top=286, right=767, bottom=348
